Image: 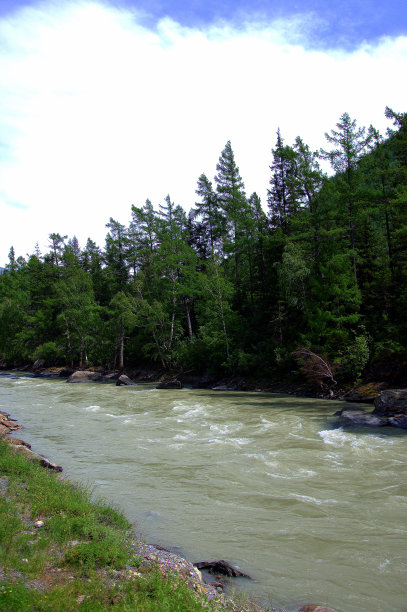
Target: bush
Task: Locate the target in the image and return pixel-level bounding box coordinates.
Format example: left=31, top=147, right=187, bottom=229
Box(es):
left=32, top=341, right=64, bottom=365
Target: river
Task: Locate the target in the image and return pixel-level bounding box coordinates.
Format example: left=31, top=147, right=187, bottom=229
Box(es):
left=1, top=373, right=406, bottom=611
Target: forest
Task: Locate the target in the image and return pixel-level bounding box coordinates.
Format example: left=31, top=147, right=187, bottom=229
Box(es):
left=1, top=107, right=406, bottom=388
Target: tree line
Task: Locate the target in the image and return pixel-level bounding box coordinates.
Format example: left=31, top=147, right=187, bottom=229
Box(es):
left=1, top=107, right=406, bottom=386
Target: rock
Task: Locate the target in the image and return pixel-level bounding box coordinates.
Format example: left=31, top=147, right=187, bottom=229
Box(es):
left=209, top=581, right=224, bottom=590
left=116, top=374, right=137, bottom=386
left=66, top=370, right=104, bottom=383
left=0, top=424, right=11, bottom=437
left=388, top=414, right=407, bottom=429
left=8, top=438, right=31, bottom=448
left=12, top=445, right=63, bottom=471
left=373, top=389, right=407, bottom=416
left=339, top=409, right=387, bottom=427
left=194, top=560, right=250, bottom=578
left=103, top=372, right=120, bottom=381
left=32, top=358, right=45, bottom=370
left=344, top=382, right=388, bottom=403
left=0, top=415, right=23, bottom=430
left=156, top=380, right=182, bottom=389
left=299, top=606, right=338, bottom=612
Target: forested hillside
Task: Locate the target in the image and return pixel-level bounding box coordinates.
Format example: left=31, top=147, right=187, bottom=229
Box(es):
left=1, top=108, right=406, bottom=387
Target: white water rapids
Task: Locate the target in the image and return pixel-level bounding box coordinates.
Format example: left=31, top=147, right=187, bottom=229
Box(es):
left=1, top=374, right=406, bottom=611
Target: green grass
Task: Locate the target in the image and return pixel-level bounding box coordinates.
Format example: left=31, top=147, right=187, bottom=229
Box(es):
left=0, top=438, right=222, bottom=611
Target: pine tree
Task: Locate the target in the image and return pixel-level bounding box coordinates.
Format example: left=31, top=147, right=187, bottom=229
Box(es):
left=320, top=112, right=374, bottom=286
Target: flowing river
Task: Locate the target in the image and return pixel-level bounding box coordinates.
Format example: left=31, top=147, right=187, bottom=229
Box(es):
left=1, top=373, right=406, bottom=612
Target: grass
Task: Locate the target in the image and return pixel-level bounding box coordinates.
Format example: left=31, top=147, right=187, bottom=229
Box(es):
left=0, top=438, right=223, bottom=611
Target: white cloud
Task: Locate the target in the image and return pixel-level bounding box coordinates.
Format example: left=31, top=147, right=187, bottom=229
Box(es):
left=0, top=1, right=406, bottom=263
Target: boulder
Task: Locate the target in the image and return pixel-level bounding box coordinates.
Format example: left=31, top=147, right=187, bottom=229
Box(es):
left=373, top=389, right=407, bottom=416
left=339, top=409, right=387, bottom=428
left=156, top=380, right=182, bottom=389
left=66, top=370, right=104, bottom=383
left=344, top=382, right=388, bottom=403
left=194, top=560, right=250, bottom=578
left=116, top=374, right=137, bottom=386
left=388, top=415, right=407, bottom=429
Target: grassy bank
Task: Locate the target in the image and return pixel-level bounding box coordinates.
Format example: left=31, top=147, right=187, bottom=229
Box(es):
left=0, top=437, right=226, bottom=611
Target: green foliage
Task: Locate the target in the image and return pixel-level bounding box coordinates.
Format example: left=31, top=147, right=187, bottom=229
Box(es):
left=32, top=341, right=64, bottom=364
left=1, top=107, right=407, bottom=384
left=335, top=333, right=370, bottom=381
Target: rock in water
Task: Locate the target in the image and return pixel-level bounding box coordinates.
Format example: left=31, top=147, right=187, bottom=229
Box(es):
left=194, top=560, right=250, bottom=578
left=67, top=370, right=103, bottom=383
left=388, top=415, right=407, bottom=429
left=373, top=389, right=407, bottom=416
left=339, top=409, right=387, bottom=427
left=116, top=374, right=137, bottom=386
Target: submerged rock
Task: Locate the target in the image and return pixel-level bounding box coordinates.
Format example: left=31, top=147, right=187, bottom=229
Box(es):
left=116, top=374, right=137, bottom=386
left=194, top=560, right=250, bottom=578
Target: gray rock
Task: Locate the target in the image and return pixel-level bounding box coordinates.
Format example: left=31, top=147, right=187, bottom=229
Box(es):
left=66, top=370, right=104, bottom=383
left=388, top=415, right=407, bottom=429
left=116, top=374, right=137, bottom=386
left=339, top=409, right=387, bottom=427
left=373, top=389, right=407, bottom=416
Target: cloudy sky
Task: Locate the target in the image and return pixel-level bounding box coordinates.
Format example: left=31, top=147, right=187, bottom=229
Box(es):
left=0, top=0, right=406, bottom=265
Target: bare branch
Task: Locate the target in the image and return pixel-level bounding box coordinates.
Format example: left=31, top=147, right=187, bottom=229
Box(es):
left=292, top=347, right=337, bottom=387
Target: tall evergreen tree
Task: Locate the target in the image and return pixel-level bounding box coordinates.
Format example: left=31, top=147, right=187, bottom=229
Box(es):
left=320, top=112, right=374, bottom=286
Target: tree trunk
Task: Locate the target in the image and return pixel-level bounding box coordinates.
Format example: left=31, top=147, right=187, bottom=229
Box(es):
left=118, top=317, right=124, bottom=370
left=184, top=296, right=193, bottom=340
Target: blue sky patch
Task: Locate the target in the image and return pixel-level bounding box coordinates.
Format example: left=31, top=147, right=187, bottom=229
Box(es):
left=0, top=0, right=405, bottom=49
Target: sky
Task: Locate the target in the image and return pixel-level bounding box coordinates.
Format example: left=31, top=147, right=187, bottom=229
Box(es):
left=0, top=0, right=406, bottom=265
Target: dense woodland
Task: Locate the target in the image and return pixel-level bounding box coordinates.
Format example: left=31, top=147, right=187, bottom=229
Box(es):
left=1, top=108, right=406, bottom=387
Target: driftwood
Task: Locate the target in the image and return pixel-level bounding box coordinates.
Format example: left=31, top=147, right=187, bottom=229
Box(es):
left=194, top=560, right=250, bottom=578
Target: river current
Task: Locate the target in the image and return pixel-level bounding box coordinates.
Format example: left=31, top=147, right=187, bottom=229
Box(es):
left=1, top=373, right=406, bottom=611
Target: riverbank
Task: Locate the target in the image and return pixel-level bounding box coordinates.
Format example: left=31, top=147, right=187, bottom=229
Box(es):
left=2, top=362, right=356, bottom=401
left=0, top=409, right=271, bottom=611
